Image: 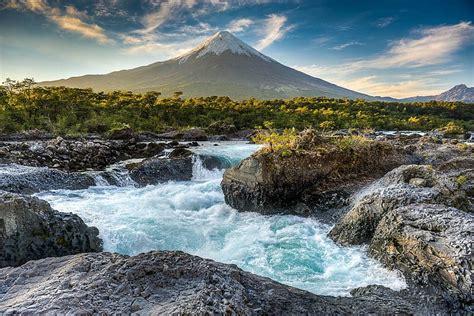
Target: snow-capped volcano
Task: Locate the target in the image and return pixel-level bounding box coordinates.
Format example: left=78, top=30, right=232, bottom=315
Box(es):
left=40, top=31, right=380, bottom=100
left=178, top=31, right=273, bottom=63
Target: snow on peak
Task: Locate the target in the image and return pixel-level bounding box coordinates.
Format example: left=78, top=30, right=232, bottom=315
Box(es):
left=178, top=31, right=273, bottom=63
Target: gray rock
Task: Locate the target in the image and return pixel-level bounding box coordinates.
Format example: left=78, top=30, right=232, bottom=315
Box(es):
left=369, top=203, right=473, bottom=306
left=329, top=165, right=470, bottom=245
left=0, top=164, right=95, bottom=194
left=0, top=192, right=102, bottom=268
left=0, top=251, right=453, bottom=314
left=128, top=156, right=193, bottom=186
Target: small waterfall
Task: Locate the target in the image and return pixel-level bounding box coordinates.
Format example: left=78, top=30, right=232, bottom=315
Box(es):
left=93, top=174, right=109, bottom=186
left=192, top=155, right=224, bottom=181
left=106, top=168, right=136, bottom=187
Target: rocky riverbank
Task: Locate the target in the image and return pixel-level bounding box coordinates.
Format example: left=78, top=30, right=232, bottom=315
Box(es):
left=221, top=131, right=473, bottom=311
left=0, top=130, right=472, bottom=313
left=0, top=251, right=451, bottom=314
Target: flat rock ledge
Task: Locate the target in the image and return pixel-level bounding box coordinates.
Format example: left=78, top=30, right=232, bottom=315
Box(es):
left=0, top=192, right=102, bottom=268
left=0, top=251, right=452, bottom=315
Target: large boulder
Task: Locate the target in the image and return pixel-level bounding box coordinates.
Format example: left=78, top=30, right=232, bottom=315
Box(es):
left=222, top=140, right=413, bottom=215
left=0, top=192, right=102, bottom=268
left=156, top=128, right=208, bottom=141
left=329, top=164, right=470, bottom=245
left=128, top=149, right=194, bottom=186
left=369, top=204, right=473, bottom=306
left=0, top=251, right=453, bottom=314
left=0, top=164, right=95, bottom=194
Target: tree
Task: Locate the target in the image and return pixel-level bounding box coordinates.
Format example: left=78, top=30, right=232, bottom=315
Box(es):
left=173, top=91, right=183, bottom=98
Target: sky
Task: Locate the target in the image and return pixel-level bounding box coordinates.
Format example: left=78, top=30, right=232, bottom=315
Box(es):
left=0, top=0, right=473, bottom=98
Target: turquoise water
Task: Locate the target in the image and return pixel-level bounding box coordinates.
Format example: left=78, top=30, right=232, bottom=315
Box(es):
left=37, top=142, right=406, bottom=296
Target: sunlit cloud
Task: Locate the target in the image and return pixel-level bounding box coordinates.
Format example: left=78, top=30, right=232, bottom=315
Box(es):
left=2, top=0, right=112, bottom=44
left=227, top=18, right=254, bottom=33
left=255, top=14, right=293, bottom=50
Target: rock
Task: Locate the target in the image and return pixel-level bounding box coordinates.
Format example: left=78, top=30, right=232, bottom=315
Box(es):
left=128, top=156, right=193, bottom=186
left=222, top=140, right=413, bottom=215
left=0, top=164, right=95, bottom=194
left=0, top=129, right=53, bottom=142
left=329, top=165, right=470, bottom=245
left=369, top=204, right=473, bottom=306
left=157, top=128, right=208, bottom=141
left=0, top=192, right=102, bottom=268
left=0, top=251, right=453, bottom=314
left=107, top=127, right=136, bottom=140
left=206, top=122, right=237, bottom=135
left=168, top=148, right=193, bottom=158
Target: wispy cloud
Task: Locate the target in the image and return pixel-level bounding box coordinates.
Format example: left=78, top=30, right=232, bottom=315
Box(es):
left=332, top=41, right=363, bottom=50
left=227, top=18, right=254, bottom=33
left=255, top=14, right=293, bottom=50
left=373, top=16, right=395, bottom=28
left=2, top=0, right=111, bottom=44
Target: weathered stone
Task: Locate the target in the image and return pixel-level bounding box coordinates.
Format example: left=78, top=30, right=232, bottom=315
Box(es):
left=0, top=251, right=453, bottom=314
left=369, top=203, right=473, bottom=306
left=128, top=156, right=193, bottom=185
left=0, top=192, right=102, bottom=268
left=222, top=141, right=413, bottom=215
left=329, top=165, right=470, bottom=245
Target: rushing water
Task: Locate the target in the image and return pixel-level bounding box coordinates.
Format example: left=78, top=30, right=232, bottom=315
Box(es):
left=37, top=141, right=406, bottom=296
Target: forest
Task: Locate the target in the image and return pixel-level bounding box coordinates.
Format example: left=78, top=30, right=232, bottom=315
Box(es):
left=0, top=79, right=472, bottom=135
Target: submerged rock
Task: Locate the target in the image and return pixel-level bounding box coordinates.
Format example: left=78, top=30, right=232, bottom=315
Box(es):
left=369, top=203, right=473, bottom=307
left=0, top=164, right=95, bottom=194
left=0, top=251, right=452, bottom=314
left=0, top=192, right=102, bottom=268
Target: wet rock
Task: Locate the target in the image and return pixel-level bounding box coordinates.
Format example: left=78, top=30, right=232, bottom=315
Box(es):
left=369, top=204, right=473, bottom=306
left=329, top=165, right=470, bottom=245
left=0, top=164, right=95, bottom=194
left=0, top=192, right=102, bottom=268
left=128, top=156, right=193, bottom=186
left=0, top=251, right=453, bottom=314
left=168, top=148, right=193, bottom=158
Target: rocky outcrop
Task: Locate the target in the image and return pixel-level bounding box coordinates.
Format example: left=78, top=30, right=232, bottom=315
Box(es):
left=222, top=139, right=414, bottom=215
left=369, top=204, right=473, bottom=306
left=0, top=164, right=95, bottom=194
left=329, top=163, right=473, bottom=307
left=128, top=149, right=194, bottom=186
left=156, top=128, right=208, bottom=141
left=0, top=137, right=165, bottom=171
left=0, top=192, right=102, bottom=268
left=0, top=251, right=452, bottom=314
left=329, top=164, right=470, bottom=245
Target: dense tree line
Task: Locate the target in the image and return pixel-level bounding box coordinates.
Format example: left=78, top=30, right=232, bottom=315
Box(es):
left=0, top=79, right=472, bottom=135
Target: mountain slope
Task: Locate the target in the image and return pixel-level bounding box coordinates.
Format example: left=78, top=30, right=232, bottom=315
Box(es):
left=41, top=31, right=378, bottom=100
left=399, top=84, right=474, bottom=103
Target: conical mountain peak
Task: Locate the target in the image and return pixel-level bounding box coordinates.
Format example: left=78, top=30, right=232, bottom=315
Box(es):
left=178, top=31, right=273, bottom=63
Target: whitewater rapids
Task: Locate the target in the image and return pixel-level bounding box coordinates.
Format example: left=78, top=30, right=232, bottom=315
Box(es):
left=37, top=141, right=406, bottom=296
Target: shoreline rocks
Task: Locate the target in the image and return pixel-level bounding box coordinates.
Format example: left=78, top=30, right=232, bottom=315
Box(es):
left=0, top=192, right=102, bottom=268
left=0, top=251, right=452, bottom=314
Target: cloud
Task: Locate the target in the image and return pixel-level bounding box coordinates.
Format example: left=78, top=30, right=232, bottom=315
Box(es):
left=332, top=41, right=363, bottom=50
left=227, top=18, right=254, bottom=33
left=255, top=14, right=293, bottom=50
left=334, top=76, right=443, bottom=98
left=373, top=17, right=395, bottom=28
left=137, top=0, right=197, bottom=34
left=363, top=21, right=474, bottom=69
left=3, top=0, right=112, bottom=44
left=50, top=15, right=110, bottom=44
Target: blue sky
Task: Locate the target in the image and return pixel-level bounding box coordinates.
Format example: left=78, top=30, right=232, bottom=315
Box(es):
left=0, top=0, right=473, bottom=98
